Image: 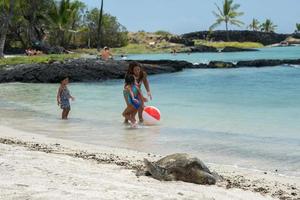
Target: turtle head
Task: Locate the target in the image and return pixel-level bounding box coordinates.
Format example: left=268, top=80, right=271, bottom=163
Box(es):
left=144, top=158, right=171, bottom=181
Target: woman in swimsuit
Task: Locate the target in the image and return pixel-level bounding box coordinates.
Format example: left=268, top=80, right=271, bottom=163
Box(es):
left=57, top=77, right=75, bottom=120
left=125, top=62, right=152, bottom=123
left=122, top=74, right=147, bottom=127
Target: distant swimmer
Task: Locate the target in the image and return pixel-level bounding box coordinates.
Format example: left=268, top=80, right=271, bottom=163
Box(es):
left=121, top=54, right=128, bottom=60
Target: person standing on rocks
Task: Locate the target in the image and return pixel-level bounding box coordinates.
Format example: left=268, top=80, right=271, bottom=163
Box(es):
left=57, top=77, right=75, bottom=120
left=124, top=62, right=152, bottom=124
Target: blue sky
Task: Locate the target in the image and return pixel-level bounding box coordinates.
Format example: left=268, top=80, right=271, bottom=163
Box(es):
left=82, top=0, right=300, bottom=34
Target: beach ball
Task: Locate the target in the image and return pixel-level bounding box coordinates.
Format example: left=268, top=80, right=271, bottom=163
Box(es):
left=143, top=106, right=161, bottom=125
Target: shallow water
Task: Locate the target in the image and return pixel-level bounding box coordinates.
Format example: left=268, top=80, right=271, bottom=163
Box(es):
left=127, top=46, right=300, bottom=64
left=0, top=47, right=300, bottom=177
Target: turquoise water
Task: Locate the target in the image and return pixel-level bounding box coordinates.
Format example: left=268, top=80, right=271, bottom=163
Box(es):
left=0, top=47, right=300, bottom=176
left=127, top=46, right=300, bottom=63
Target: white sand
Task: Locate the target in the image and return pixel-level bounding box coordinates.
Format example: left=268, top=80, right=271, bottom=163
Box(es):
left=0, top=125, right=298, bottom=200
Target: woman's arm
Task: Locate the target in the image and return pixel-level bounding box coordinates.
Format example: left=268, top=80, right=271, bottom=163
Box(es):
left=137, top=87, right=148, bottom=102
left=142, top=72, right=152, bottom=100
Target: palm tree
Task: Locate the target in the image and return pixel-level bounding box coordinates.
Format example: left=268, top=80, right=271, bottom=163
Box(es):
left=248, top=18, right=260, bottom=31
left=210, top=0, right=244, bottom=41
left=260, top=19, right=277, bottom=33
left=0, top=0, right=15, bottom=58
left=97, top=0, right=104, bottom=51
left=48, top=0, right=84, bottom=47
left=296, top=23, right=300, bottom=33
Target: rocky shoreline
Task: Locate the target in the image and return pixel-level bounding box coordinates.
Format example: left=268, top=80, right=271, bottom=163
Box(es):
left=0, top=58, right=300, bottom=83
left=181, top=30, right=292, bottom=45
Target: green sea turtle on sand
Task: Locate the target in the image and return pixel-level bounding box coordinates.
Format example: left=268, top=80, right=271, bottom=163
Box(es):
left=143, top=153, right=218, bottom=185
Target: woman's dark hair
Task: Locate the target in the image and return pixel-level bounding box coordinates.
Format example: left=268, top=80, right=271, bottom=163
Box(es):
left=127, top=61, right=145, bottom=83
left=124, top=74, right=135, bottom=85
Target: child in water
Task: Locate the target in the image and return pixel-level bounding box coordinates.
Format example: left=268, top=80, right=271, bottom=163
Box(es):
left=57, top=77, right=75, bottom=120
left=123, top=74, right=147, bottom=127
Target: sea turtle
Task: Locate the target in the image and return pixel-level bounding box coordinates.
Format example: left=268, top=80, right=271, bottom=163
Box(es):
left=143, top=153, right=218, bottom=185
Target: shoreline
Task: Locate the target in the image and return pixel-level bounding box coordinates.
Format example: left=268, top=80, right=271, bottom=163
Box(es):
left=0, top=125, right=299, bottom=200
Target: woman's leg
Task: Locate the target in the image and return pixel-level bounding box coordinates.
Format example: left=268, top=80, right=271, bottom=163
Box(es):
left=138, top=100, right=145, bottom=123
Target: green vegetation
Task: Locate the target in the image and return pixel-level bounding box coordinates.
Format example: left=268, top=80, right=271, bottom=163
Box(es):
left=260, top=19, right=277, bottom=32
left=0, top=54, right=81, bottom=66
left=154, top=31, right=173, bottom=38
left=0, top=0, right=128, bottom=58
left=210, top=0, right=244, bottom=41
left=248, top=19, right=260, bottom=31
left=194, top=40, right=263, bottom=49
left=0, top=0, right=15, bottom=58
left=112, top=43, right=185, bottom=55
left=0, top=0, right=285, bottom=59
left=296, top=23, right=300, bottom=33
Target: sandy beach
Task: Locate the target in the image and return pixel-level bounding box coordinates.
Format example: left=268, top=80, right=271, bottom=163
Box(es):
left=0, top=126, right=299, bottom=200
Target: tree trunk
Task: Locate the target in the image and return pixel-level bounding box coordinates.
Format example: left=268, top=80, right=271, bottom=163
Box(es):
left=0, top=24, right=9, bottom=58
left=225, top=22, right=230, bottom=41
left=97, top=0, right=104, bottom=51
left=0, top=0, right=15, bottom=58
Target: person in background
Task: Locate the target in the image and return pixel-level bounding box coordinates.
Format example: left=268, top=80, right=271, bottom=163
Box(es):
left=57, top=77, right=75, bottom=120
left=100, top=47, right=113, bottom=60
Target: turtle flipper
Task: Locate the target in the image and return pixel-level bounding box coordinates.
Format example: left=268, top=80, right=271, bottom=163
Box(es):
left=144, top=158, right=171, bottom=181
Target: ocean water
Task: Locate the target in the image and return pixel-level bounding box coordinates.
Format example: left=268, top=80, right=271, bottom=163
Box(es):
left=0, top=47, right=300, bottom=177
left=127, top=46, right=300, bottom=64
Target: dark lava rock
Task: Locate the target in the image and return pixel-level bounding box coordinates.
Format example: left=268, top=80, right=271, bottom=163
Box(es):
left=131, top=59, right=197, bottom=69
left=0, top=59, right=192, bottom=83
left=182, top=46, right=258, bottom=53
left=168, top=36, right=195, bottom=46
left=182, top=45, right=218, bottom=53
left=237, top=59, right=300, bottom=67
left=182, top=30, right=290, bottom=45
left=192, top=45, right=218, bottom=52
left=221, top=47, right=259, bottom=52
left=237, top=59, right=283, bottom=67
left=208, top=61, right=236, bottom=68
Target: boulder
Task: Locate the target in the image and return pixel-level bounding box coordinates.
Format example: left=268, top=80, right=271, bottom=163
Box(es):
left=208, top=61, right=236, bottom=68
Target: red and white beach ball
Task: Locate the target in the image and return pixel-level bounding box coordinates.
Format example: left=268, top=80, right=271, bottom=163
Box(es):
left=142, top=106, right=161, bottom=125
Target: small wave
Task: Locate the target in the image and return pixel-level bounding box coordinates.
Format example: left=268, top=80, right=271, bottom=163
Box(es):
left=285, top=64, right=300, bottom=68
